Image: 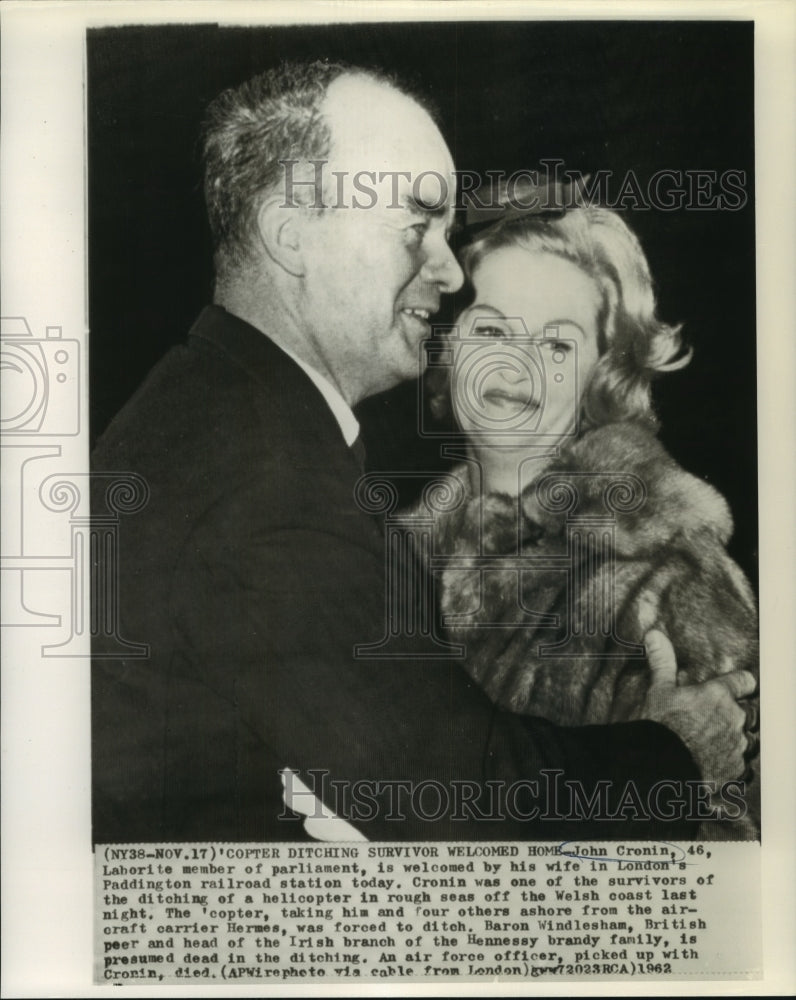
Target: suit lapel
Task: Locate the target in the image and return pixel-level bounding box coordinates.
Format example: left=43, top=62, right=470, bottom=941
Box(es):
left=187, top=305, right=360, bottom=480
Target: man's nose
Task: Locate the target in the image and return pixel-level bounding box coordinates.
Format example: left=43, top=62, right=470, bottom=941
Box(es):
left=421, top=234, right=464, bottom=293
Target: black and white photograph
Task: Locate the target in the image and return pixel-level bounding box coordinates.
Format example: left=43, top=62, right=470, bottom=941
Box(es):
left=2, top=1, right=795, bottom=995
left=89, top=17, right=761, bottom=847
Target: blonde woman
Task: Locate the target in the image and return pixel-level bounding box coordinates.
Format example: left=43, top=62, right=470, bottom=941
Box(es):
left=418, top=202, right=759, bottom=838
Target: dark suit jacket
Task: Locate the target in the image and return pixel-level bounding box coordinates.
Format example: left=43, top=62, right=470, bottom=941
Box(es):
left=91, top=305, right=699, bottom=843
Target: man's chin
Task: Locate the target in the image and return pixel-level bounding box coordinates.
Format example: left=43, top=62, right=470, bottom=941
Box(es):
left=389, top=340, right=426, bottom=388
left=357, top=365, right=419, bottom=403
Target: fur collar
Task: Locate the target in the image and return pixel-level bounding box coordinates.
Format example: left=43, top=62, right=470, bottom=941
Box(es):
left=450, top=422, right=734, bottom=560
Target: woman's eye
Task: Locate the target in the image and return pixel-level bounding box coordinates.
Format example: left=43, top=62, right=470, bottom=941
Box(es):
left=472, top=323, right=508, bottom=339
left=540, top=339, right=572, bottom=352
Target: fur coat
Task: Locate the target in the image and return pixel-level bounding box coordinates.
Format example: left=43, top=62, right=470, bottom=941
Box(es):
left=411, top=421, right=759, bottom=837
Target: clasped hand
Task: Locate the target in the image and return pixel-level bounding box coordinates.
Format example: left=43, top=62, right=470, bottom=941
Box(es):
left=632, top=629, right=757, bottom=787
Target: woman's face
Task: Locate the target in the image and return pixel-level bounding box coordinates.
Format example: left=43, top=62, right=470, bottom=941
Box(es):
left=451, top=247, right=602, bottom=448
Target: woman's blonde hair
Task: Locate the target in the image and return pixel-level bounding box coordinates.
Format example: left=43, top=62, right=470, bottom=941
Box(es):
left=455, top=205, right=690, bottom=430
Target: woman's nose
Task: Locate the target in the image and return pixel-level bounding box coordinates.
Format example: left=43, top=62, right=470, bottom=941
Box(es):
left=499, top=361, right=529, bottom=384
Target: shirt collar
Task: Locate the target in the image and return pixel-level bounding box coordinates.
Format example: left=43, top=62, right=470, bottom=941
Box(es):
left=277, top=342, right=360, bottom=447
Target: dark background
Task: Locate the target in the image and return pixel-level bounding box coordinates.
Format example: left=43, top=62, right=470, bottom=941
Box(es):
left=88, top=20, right=757, bottom=584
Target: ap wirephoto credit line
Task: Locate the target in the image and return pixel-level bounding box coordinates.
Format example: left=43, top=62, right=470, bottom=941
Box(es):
left=3, top=2, right=796, bottom=996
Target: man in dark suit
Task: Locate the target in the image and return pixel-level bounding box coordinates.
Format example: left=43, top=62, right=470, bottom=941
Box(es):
left=92, top=60, right=755, bottom=843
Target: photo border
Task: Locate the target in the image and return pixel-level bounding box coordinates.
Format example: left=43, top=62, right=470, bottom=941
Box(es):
left=2, top=1, right=793, bottom=996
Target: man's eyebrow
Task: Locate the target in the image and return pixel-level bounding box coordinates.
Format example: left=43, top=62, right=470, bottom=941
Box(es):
left=403, top=193, right=451, bottom=219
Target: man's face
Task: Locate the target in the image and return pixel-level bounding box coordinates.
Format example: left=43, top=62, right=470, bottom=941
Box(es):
left=295, top=75, right=464, bottom=404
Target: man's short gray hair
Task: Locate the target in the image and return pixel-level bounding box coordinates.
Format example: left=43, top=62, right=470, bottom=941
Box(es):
left=201, top=59, right=431, bottom=281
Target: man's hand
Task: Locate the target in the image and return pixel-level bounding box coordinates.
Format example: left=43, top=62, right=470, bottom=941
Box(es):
left=634, top=629, right=757, bottom=786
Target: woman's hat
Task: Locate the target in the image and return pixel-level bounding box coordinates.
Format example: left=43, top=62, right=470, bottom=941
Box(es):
left=464, top=172, right=591, bottom=232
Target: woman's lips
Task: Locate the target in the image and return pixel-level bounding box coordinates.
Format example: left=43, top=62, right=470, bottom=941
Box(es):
left=481, top=387, right=535, bottom=407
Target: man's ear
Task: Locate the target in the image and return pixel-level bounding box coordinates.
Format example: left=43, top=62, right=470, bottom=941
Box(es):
left=256, top=197, right=306, bottom=277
